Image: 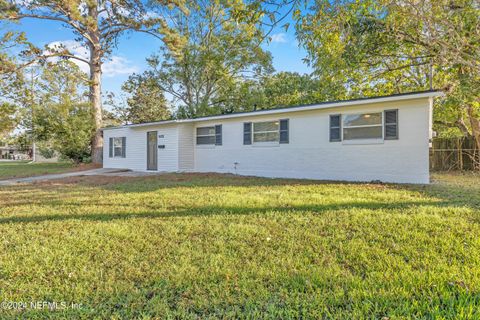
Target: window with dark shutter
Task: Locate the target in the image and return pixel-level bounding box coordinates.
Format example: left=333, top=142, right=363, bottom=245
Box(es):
left=215, top=125, right=222, bottom=145
left=329, top=115, right=341, bottom=142
left=196, top=127, right=216, bottom=145
left=384, top=109, right=398, bottom=140
left=279, top=119, right=289, bottom=144
left=243, top=122, right=252, bottom=145
left=252, top=121, right=279, bottom=143
left=109, top=137, right=113, bottom=157
left=121, top=137, right=126, bottom=157
left=343, top=112, right=382, bottom=140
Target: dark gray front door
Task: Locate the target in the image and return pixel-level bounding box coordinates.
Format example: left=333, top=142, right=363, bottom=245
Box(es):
left=147, top=131, right=158, bottom=170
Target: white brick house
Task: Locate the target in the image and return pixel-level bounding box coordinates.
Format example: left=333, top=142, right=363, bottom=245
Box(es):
left=102, top=91, right=443, bottom=184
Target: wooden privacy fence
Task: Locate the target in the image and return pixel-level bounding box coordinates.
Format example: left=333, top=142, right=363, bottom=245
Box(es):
left=430, top=137, right=479, bottom=171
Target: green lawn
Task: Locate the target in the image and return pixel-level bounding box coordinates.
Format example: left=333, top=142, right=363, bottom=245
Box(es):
left=0, top=172, right=479, bottom=318
left=0, top=161, right=85, bottom=180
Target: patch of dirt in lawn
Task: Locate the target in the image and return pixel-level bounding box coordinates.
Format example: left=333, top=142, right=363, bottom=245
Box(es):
left=35, top=172, right=217, bottom=187
left=36, top=174, right=138, bottom=186
left=35, top=172, right=406, bottom=190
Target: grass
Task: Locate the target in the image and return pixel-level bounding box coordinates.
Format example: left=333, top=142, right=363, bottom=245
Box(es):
left=0, top=171, right=479, bottom=319
left=0, top=161, right=94, bottom=180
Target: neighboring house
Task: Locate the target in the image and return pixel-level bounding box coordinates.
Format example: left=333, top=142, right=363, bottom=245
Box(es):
left=0, top=144, right=59, bottom=162
left=102, top=90, right=443, bottom=184
left=0, top=145, right=31, bottom=160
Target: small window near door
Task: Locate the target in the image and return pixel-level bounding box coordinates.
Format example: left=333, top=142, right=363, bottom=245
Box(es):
left=343, top=112, right=383, bottom=140
left=109, top=137, right=126, bottom=158
left=196, top=126, right=216, bottom=145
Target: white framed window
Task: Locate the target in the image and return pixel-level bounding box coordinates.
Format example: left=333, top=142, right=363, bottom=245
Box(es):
left=196, top=126, right=216, bottom=145
left=109, top=137, right=125, bottom=158
left=253, top=121, right=280, bottom=143
left=343, top=112, right=383, bottom=140
left=113, top=137, right=124, bottom=157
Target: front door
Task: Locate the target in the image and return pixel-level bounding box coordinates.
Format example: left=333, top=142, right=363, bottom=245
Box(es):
left=147, top=131, right=158, bottom=170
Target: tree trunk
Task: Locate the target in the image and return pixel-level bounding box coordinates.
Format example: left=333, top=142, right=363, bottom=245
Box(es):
left=467, top=105, right=480, bottom=169
left=88, top=5, right=103, bottom=164
left=456, top=116, right=471, bottom=137
left=90, top=54, right=103, bottom=164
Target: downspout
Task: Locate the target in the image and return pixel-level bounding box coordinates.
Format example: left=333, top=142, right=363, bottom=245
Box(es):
left=428, top=97, right=434, bottom=148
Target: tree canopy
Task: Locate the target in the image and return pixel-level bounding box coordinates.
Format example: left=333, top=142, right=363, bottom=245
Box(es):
left=128, top=0, right=275, bottom=119
left=111, top=73, right=171, bottom=125
left=29, top=61, right=94, bottom=162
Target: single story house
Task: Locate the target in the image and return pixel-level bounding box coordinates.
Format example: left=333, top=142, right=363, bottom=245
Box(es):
left=102, top=90, right=443, bottom=184
left=0, top=145, right=31, bottom=160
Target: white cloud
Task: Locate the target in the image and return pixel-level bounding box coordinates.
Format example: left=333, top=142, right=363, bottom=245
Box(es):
left=143, top=10, right=161, bottom=19
left=270, top=33, right=288, bottom=44
left=45, top=40, right=138, bottom=77
left=102, top=56, right=139, bottom=77
left=13, top=0, right=35, bottom=5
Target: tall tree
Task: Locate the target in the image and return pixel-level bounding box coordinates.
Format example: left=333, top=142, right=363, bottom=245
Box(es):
left=0, top=30, right=31, bottom=101
left=31, top=60, right=95, bottom=162
left=113, top=73, right=171, bottom=124
left=0, top=31, right=23, bottom=74
left=136, top=0, right=275, bottom=118
left=250, top=72, right=346, bottom=110
left=296, top=0, right=434, bottom=96
left=0, top=31, right=33, bottom=141
left=0, top=102, right=19, bottom=139
left=1, top=0, right=188, bottom=163
left=296, top=0, right=480, bottom=153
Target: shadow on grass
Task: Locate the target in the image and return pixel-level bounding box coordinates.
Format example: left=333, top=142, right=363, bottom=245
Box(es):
left=0, top=200, right=449, bottom=225
left=72, top=173, right=386, bottom=191
left=0, top=173, right=477, bottom=225
left=408, top=180, right=480, bottom=208
left=87, top=173, right=480, bottom=208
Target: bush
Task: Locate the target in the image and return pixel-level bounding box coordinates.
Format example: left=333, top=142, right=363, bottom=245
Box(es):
left=33, top=102, right=94, bottom=163
left=38, top=145, right=56, bottom=159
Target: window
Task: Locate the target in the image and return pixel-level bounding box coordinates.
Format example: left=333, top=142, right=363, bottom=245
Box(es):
left=196, top=126, right=215, bottom=145
left=279, top=119, right=289, bottom=144
left=109, top=137, right=126, bottom=158
left=384, top=109, right=399, bottom=140
left=113, top=138, right=123, bottom=157
left=196, top=125, right=222, bottom=145
left=253, top=121, right=279, bottom=143
left=243, top=122, right=252, bottom=145
left=215, top=125, right=222, bottom=145
left=343, top=112, right=383, bottom=140
left=329, top=115, right=341, bottom=142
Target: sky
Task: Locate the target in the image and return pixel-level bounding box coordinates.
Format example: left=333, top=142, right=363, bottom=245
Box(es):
left=5, top=12, right=312, bottom=104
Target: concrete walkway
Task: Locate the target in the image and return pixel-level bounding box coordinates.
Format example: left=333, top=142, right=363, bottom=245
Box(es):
left=0, top=168, right=130, bottom=186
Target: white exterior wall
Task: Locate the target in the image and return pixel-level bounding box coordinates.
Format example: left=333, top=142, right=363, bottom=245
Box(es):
left=193, top=98, right=431, bottom=184
left=103, top=127, right=145, bottom=171
left=177, top=123, right=195, bottom=171
left=103, top=124, right=179, bottom=172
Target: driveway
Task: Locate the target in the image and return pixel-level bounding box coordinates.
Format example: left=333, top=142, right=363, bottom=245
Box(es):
left=0, top=168, right=131, bottom=186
